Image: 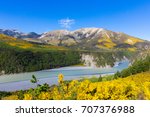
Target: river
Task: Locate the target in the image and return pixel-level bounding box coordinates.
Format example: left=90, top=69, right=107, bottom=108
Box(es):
left=0, top=60, right=129, bottom=91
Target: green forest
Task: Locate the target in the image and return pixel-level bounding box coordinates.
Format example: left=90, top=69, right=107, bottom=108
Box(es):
left=0, top=46, right=80, bottom=74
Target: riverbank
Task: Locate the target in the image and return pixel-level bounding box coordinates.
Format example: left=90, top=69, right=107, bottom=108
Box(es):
left=0, top=60, right=129, bottom=91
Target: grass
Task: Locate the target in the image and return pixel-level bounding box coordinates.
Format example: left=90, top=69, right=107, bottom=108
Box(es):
left=79, top=74, right=114, bottom=83
left=72, top=63, right=85, bottom=67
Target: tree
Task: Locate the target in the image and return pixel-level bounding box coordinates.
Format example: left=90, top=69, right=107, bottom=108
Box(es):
left=98, top=75, right=103, bottom=82
left=30, top=75, right=38, bottom=86
left=114, top=71, right=121, bottom=79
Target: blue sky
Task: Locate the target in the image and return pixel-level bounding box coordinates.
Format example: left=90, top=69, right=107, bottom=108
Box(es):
left=0, top=0, right=150, bottom=40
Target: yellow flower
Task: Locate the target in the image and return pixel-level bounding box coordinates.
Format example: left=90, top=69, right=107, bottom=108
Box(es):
left=23, top=93, right=32, bottom=100
left=58, top=73, right=64, bottom=84
left=143, top=82, right=150, bottom=100
left=38, top=92, right=51, bottom=100
left=2, top=95, right=18, bottom=100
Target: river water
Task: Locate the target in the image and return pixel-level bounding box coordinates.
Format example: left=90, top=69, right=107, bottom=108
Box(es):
left=0, top=60, right=129, bottom=91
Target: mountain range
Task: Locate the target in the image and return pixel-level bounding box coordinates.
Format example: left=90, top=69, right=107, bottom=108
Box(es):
left=0, top=28, right=150, bottom=51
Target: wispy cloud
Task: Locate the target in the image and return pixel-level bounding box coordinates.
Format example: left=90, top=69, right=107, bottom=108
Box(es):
left=58, top=18, right=75, bottom=29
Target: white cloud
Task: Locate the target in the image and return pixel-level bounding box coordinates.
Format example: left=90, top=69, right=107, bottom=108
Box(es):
left=58, top=18, right=75, bottom=29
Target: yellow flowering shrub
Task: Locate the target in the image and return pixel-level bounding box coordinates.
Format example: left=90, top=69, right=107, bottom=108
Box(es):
left=143, top=82, right=150, bottom=100
left=58, top=73, right=64, bottom=84
left=51, top=86, right=62, bottom=100
left=2, top=95, right=18, bottom=100
left=38, top=92, right=51, bottom=100
left=23, top=93, right=33, bottom=100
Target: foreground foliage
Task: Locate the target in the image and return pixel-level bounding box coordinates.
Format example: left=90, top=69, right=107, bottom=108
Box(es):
left=2, top=71, right=150, bottom=100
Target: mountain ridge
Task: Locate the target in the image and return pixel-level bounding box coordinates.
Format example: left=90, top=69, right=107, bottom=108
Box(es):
left=0, top=28, right=150, bottom=51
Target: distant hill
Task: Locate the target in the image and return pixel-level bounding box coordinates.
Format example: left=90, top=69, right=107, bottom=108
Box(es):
left=0, top=34, right=67, bottom=51
left=0, top=29, right=41, bottom=39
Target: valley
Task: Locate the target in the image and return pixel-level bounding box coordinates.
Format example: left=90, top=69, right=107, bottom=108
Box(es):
left=0, top=28, right=150, bottom=100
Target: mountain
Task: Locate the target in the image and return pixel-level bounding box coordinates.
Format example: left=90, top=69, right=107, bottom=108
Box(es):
left=38, top=28, right=150, bottom=51
left=0, top=29, right=41, bottom=39
left=21, top=32, right=41, bottom=39
left=1, top=28, right=150, bottom=51
left=0, top=29, right=23, bottom=38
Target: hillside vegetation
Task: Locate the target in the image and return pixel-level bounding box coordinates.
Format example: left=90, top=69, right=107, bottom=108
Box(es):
left=0, top=34, right=67, bottom=51
left=114, top=55, right=150, bottom=78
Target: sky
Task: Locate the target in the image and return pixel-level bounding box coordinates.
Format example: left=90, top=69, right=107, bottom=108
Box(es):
left=0, top=0, right=150, bottom=40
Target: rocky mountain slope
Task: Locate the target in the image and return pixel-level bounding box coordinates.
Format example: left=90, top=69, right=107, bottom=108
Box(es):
left=38, top=28, right=150, bottom=51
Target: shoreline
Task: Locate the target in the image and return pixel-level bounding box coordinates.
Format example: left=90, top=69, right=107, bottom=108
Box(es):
left=0, top=60, right=127, bottom=76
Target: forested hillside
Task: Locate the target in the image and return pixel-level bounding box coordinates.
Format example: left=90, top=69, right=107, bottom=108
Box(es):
left=0, top=47, right=80, bottom=74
